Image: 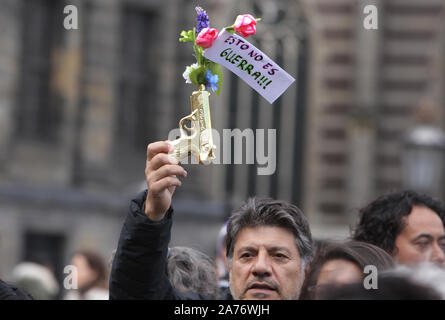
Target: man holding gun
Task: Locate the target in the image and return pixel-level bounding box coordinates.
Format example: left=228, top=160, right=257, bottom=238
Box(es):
left=109, top=141, right=314, bottom=300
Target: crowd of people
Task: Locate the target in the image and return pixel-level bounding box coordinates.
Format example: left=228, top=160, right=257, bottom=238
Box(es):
left=0, top=250, right=109, bottom=300
left=1, top=140, right=445, bottom=300
left=108, top=141, right=445, bottom=300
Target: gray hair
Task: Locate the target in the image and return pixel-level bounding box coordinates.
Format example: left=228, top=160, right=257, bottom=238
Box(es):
left=109, top=247, right=219, bottom=298
left=226, top=197, right=314, bottom=267
left=167, top=246, right=219, bottom=299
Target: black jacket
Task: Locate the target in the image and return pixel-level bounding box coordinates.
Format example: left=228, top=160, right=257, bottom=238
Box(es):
left=109, top=190, right=215, bottom=300
left=0, top=280, right=33, bottom=300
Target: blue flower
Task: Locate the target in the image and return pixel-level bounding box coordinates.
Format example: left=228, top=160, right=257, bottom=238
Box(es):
left=195, top=7, right=209, bottom=34
left=205, top=70, right=219, bottom=92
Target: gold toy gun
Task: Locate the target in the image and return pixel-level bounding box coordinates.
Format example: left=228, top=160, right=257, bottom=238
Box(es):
left=168, top=85, right=216, bottom=164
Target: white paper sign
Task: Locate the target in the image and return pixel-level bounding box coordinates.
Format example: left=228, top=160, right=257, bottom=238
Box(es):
left=203, top=29, right=295, bottom=104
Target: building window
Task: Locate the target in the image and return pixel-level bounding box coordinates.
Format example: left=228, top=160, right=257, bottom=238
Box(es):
left=23, top=231, right=66, bottom=295
left=15, top=0, right=62, bottom=142
left=117, top=7, right=159, bottom=151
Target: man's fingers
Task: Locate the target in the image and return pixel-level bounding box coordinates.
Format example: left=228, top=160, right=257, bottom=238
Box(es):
left=149, top=153, right=179, bottom=171
left=149, top=165, right=187, bottom=184
left=167, top=186, right=176, bottom=195
left=150, top=177, right=182, bottom=194
left=147, top=141, right=173, bottom=161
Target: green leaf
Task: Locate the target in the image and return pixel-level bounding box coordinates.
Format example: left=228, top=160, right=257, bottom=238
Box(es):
left=189, top=65, right=207, bottom=87
left=208, top=62, right=224, bottom=97
left=179, top=29, right=194, bottom=42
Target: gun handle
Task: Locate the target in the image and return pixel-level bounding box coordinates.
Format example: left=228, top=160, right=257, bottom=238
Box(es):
left=168, top=137, right=190, bottom=162
left=168, top=111, right=199, bottom=162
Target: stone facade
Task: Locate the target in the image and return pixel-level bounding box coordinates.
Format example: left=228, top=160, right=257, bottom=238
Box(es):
left=302, top=0, right=445, bottom=237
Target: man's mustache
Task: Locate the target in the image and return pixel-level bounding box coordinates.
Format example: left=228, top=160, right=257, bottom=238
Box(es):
left=241, top=277, right=280, bottom=298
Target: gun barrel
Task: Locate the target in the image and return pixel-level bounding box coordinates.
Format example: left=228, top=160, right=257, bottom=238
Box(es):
left=190, top=87, right=215, bottom=164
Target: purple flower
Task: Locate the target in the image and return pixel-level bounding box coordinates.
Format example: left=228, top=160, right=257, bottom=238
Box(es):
left=195, top=7, right=209, bottom=34
left=205, top=70, right=219, bottom=92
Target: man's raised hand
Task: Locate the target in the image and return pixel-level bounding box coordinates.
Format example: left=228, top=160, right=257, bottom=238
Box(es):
left=144, top=141, right=187, bottom=221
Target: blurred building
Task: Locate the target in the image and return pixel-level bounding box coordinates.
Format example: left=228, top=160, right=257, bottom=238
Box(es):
left=303, top=0, right=445, bottom=236
left=0, top=0, right=444, bottom=281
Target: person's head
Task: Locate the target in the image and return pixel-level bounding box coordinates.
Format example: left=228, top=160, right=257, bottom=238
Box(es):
left=11, top=262, right=59, bottom=300
left=167, top=246, right=219, bottom=299
left=226, top=197, right=313, bottom=300
left=316, top=273, right=441, bottom=300
left=71, top=250, right=108, bottom=293
left=352, top=190, right=445, bottom=267
left=386, top=262, right=445, bottom=299
left=300, top=241, right=394, bottom=299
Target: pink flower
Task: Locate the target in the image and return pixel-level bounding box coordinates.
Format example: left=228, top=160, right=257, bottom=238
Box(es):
left=233, top=14, right=257, bottom=37
left=196, top=28, right=219, bottom=49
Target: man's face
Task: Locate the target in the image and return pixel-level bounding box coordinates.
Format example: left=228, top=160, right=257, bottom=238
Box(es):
left=228, top=226, right=303, bottom=300
left=394, top=206, right=445, bottom=267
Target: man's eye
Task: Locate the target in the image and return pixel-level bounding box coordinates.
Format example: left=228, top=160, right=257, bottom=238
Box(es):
left=416, top=242, right=430, bottom=249
left=240, top=253, right=252, bottom=258
left=274, top=253, right=288, bottom=259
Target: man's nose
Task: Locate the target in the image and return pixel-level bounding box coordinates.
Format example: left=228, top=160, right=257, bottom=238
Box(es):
left=252, top=251, right=272, bottom=277
left=430, top=243, right=445, bottom=265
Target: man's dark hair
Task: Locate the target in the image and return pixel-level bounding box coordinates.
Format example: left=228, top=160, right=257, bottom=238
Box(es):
left=226, top=197, right=313, bottom=266
left=352, top=190, right=445, bottom=255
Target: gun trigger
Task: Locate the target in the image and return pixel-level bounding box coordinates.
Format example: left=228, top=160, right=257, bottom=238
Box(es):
left=183, top=121, right=196, bottom=131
